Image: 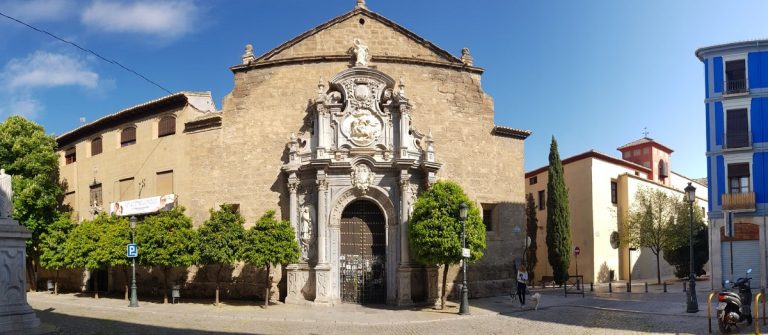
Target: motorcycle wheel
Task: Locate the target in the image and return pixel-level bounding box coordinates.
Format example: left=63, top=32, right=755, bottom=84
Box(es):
left=718, top=311, right=734, bottom=334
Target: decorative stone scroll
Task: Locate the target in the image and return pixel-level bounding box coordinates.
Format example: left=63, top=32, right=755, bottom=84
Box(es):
left=351, top=164, right=375, bottom=193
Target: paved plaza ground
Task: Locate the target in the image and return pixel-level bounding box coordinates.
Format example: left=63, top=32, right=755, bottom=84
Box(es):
left=27, top=278, right=765, bottom=334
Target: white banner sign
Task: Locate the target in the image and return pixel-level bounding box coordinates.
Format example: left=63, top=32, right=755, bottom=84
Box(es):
left=109, top=194, right=176, bottom=216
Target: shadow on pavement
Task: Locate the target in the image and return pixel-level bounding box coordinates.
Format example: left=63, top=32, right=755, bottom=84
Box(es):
left=35, top=307, right=262, bottom=335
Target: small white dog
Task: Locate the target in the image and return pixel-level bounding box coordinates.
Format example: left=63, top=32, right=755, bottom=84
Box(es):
left=530, top=292, right=541, bottom=310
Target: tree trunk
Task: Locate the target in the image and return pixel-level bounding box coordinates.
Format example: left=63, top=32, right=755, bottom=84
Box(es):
left=655, top=251, right=661, bottom=285
left=123, top=266, right=130, bottom=301
left=215, top=265, right=222, bottom=306
left=54, top=269, right=59, bottom=295
left=264, top=264, right=271, bottom=308
left=93, top=270, right=99, bottom=299
left=440, top=263, right=449, bottom=310
left=163, top=267, right=169, bottom=304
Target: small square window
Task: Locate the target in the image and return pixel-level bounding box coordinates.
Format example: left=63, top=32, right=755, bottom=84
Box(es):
left=529, top=176, right=537, bottom=185
left=65, top=147, right=76, bottom=164
left=633, top=149, right=641, bottom=156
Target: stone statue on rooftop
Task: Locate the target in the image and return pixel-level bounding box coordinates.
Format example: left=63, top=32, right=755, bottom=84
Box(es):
left=352, top=38, right=369, bottom=67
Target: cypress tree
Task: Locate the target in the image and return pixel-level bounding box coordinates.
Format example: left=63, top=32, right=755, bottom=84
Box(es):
left=546, top=136, right=572, bottom=284
left=525, top=193, right=538, bottom=282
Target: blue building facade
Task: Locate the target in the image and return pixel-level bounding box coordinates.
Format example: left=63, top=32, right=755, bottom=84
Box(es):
left=698, top=40, right=768, bottom=289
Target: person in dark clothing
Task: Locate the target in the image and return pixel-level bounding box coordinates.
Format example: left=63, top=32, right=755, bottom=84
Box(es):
left=517, top=264, right=529, bottom=307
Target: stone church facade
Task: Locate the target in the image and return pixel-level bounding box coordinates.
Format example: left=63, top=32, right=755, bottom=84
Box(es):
left=56, top=2, right=529, bottom=305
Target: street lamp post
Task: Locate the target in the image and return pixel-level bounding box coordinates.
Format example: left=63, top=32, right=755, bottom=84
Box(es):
left=458, top=202, right=469, bottom=315
left=129, top=216, right=139, bottom=308
left=685, top=182, right=699, bottom=313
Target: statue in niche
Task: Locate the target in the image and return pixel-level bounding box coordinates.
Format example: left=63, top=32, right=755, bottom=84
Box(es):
left=300, top=206, right=312, bottom=261
left=0, top=169, right=12, bottom=219
left=352, top=38, right=369, bottom=67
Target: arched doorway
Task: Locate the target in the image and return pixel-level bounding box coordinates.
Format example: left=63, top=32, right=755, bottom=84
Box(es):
left=339, top=199, right=386, bottom=304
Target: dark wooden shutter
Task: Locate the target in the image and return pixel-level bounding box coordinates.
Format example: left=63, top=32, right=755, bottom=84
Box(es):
left=728, top=163, right=750, bottom=177
left=91, top=137, right=102, bottom=156
left=726, top=109, right=748, bottom=148
left=65, top=147, right=76, bottom=164
left=121, top=127, right=136, bottom=146
left=158, top=116, right=176, bottom=137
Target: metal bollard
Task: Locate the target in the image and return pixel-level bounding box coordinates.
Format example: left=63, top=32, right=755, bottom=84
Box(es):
left=663, top=281, right=667, bottom=293
left=609, top=281, right=612, bottom=293
left=683, top=282, right=686, bottom=292
left=577, top=279, right=581, bottom=291
left=590, top=282, right=593, bottom=292
left=645, top=282, right=648, bottom=293
left=627, top=282, right=631, bottom=293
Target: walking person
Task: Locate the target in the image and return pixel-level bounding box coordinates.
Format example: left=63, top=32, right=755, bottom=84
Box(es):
left=517, top=264, right=529, bottom=308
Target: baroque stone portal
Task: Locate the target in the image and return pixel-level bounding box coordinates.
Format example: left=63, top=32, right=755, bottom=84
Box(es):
left=282, top=65, right=441, bottom=306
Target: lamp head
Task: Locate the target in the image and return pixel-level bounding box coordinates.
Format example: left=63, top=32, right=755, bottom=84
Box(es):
left=459, top=202, right=468, bottom=220
left=684, top=182, right=696, bottom=202
left=130, top=216, right=137, bottom=229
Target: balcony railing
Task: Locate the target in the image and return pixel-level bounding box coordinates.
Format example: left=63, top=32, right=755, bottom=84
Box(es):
left=725, top=79, right=748, bottom=95
left=723, top=132, right=751, bottom=149
left=722, top=192, right=756, bottom=212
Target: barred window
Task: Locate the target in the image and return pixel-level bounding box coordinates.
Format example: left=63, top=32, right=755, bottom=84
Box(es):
left=158, top=116, right=176, bottom=137
left=121, top=127, right=136, bottom=147
left=91, top=137, right=102, bottom=156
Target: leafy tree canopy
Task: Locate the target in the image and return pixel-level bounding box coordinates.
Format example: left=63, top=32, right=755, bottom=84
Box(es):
left=0, top=116, right=61, bottom=254
left=137, top=206, right=198, bottom=268
left=663, top=199, right=709, bottom=278
left=39, top=213, right=74, bottom=271
left=409, top=180, right=486, bottom=266
left=240, top=210, right=299, bottom=268
left=198, top=204, right=246, bottom=267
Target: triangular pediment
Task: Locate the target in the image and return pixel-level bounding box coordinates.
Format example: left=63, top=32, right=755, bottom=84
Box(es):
left=255, top=8, right=463, bottom=65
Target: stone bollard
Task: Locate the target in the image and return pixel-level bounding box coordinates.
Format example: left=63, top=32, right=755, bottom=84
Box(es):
left=663, top=281, right=667, bottom=293
left=645, top=282, right=648, bottom=293
left=609, top=281, right=612, bottom=293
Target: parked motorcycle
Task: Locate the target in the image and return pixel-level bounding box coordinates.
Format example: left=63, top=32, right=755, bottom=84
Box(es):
left=717, top=268, right=753, bottom=333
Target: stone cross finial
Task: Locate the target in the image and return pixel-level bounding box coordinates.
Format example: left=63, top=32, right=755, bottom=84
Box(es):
left=0, top=169, right=12, bottom=220
left=356, top=0, right=367, bottom=9
left=460, top=48, right=474, bottom=66
left=242, top=44, right=255, bottom=65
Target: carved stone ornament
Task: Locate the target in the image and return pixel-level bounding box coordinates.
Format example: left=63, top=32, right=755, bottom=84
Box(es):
left=299, top=206, right=313, bottom=261
left=351, top=164, right=375, bottom=193
left=342, top=108, right=382, bottom=146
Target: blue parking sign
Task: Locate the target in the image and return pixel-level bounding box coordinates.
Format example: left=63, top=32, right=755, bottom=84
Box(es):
left=127, top=243, right=138, bottom=258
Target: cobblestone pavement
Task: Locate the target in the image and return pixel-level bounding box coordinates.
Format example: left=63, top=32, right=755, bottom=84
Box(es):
left=28, top=284, right=762, bottom=335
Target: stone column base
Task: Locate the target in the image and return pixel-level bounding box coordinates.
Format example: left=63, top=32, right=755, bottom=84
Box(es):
left=313, top=263, right=333, bottom=305
left=397, top=266, right=413, bottom=306
left=426, top=266, right=440, bottom=309
left=0, top=223, right=41, bottom=334
left=285, top=263, right=311, bottom=305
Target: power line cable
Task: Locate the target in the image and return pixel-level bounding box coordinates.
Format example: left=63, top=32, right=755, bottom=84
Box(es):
left=0, top=10, right=173, bottom=95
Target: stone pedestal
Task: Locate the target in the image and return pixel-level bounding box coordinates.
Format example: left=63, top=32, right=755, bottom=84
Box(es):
left=285, top=263, right=311, bottom=304
left=397, top=266, right=413, bottom=306
left=0, top=221, right=41, bottom=334
left=313, top=263, right=332, bottom=305
left=426, top=266, right=440, bottom=308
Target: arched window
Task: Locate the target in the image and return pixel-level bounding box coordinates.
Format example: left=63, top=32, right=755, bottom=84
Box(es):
left=121, top=127, right=136, bottom=147
left=91, top=137, right=102, bottom=156
left=158, top=116, right=176, bottom=137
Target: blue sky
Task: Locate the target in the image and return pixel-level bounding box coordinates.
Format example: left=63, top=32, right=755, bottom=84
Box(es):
left=1, top=0, right=767, bottom=178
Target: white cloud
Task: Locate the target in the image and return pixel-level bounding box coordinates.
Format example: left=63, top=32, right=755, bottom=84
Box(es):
left=81, top=1, right=199, bottom=39
left=0, top=94, right=43, bottom=120
left=2, top=51, right=99, bottom=90
left=1, top=0, right=77, bottom=22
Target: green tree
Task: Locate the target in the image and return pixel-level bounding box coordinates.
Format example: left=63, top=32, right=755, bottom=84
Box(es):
left=239, top=210, right=300, bottom=308
left=525, top=192, right=538, bottom=283
left=409, top=180, right=486, bottom=310
left=63, top=217, right=102, bottom=297
left=663, top=200, right=709, bottom=278
left=623, top=188, right=678, bottom=284
left=137, top=207, right=198, bottom=303
left=198, top=204, right=245, bottom=306
left=96, top=214, right=132, bottom=300
left=0, top=116, right=62, bottom=290
left=546, top=136, right=572, bottom=285
left=39, top=213, right=74, bottom=294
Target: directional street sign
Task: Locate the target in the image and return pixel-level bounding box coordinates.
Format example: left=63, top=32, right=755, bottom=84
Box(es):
left=127, top=243, right=138, bottom=258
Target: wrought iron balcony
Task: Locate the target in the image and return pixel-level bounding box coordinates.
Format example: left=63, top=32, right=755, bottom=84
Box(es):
left=725, top=79, right=748, bottom=95
left=723, top=131, right=751, bottom=149
left=722, top=192, right=755, bottom=212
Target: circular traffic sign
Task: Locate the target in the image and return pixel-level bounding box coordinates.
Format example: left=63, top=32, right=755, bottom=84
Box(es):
left=574, top=246, right=580, bottom=256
